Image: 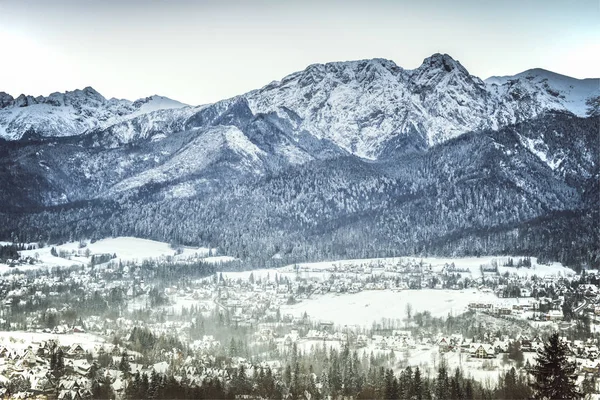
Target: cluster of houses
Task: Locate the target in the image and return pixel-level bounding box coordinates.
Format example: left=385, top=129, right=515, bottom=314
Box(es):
left=0, top=338, right=126, bottom=399
left=4, top=245, right=600, bottom=397
left=145, top=258, right=600, bottom=344
left=0, top=331, right=240, bottom=399
left=436, top=334, right=544, bottom=357
left=467, top=300, right=565, bottom=321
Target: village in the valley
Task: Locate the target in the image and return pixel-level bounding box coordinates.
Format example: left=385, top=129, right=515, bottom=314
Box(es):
left=0, top=237, right=599, bottom=399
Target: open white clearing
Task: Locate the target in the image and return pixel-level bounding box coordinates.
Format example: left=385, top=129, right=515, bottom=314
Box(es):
left=281, top=289, right=514, bottom=326
left=288, top=255, right=575, bottom=278
left=0, top=331, right=106, bottom=351
left=56, top=237, right=216, bottom=262
left=218, top=255, right=574, bottom=283
left=0, top=237, right=236, bottom=273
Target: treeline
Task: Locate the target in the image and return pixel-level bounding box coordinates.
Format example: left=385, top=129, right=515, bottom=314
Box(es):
left=0, top=243, right=28, bottom=261
left=125, top=370, right=229, bottom=400
left=113, top=356, right=533, bottom=400
left=114, top=332, right=580, bottom=400
left=1, top=193, right=596, bottom=272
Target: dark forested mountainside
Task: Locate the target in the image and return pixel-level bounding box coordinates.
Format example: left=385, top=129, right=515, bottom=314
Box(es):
left=1, top=112, right=597, bottom=270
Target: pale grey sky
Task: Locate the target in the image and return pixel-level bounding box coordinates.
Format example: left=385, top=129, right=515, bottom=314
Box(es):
left=0, top=0, right=598, bottom=105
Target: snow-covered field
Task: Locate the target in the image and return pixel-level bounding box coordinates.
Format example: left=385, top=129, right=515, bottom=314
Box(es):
left=217, top=255, right=574, bottom=283
left=400, top=345, right=538, bottom=383
left=0, top=331, right=106, bottom=352
left=281, top=289, right=524, bottom=326
left=0, top=237, right=236, bottom=273
left=287, top=256, right=575, bottom=279
left=0, top=245, right=87, bottom=273
left=216, top=255, right=575, bottom=327
left=53, top=237, right=216, bottom=263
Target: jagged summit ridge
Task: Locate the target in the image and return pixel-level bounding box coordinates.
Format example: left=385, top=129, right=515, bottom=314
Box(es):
left=241, top=53, right=598, bottom=157
left=244, top=53, right=491, bottom=157
left=0, top=54, right=598, bottom=160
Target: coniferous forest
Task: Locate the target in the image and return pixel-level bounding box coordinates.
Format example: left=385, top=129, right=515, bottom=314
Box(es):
left=1, top=113, right=598, bottom=271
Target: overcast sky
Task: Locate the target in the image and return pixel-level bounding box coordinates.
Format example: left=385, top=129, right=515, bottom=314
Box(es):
left=0, top=0, right=598, bottom=105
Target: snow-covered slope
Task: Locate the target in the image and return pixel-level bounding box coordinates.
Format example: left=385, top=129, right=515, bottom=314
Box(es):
left=87, top=105, right=202, bottom=147
left=244, top=58, right=416, bottom=158
left=0, top=87, right=189, bottom=140
left=486, top=68, right=599, bottom=117
left=404, top=54, right=495, bottom=147
left=108, top=125, right=267, bottom=196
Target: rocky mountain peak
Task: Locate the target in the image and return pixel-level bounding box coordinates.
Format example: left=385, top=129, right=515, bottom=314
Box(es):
left=409, top=53, right=482, bottom=89
left=0, top=92, right=15, bottom=109
left=419, top=53, right=465, bottom=73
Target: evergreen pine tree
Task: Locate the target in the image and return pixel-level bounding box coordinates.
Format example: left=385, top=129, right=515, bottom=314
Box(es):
left=265, top=366, right=276, bottom=399
left=435, top=362, right=449, bottom=400
left=291, top=362, right=302, bottom=398
left=126, top=372, right=141, bottom=400
left=284, top=364, right=292, bottom=389
left=531, top=333, right=581, bottom=399
left=307, top=365, right=320, bottom=400
left=413, top=366, right=424, bottom=400
left=148, top=370, right=160, bottom=399
left=391, top=375, right=400, bottom=400
left=91, top=377, right=114, bottom=400
left=53, top=348, right=65, bottom=379
left=384, top=369, right=395, bottom=399
left=451, top=368, right=463, bottom=399
left=140, top=373, right=149, bottom=399
left=119, top=351, right=131, bottom=380
left=464, top=379, right=474, bottom=400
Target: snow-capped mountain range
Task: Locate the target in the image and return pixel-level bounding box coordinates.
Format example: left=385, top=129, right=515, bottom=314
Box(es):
left=0, top=53, right=598, bottom=266
left=0, top=87, right=188, bottom=140
left=1, top=53, right=597, bottom=160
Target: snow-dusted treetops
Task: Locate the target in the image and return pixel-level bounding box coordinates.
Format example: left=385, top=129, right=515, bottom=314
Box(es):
left=0, top=53, right=598, bottom=268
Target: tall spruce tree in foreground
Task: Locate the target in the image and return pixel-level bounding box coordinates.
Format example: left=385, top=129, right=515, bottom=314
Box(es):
left=531, top=333, right=580, bottom=399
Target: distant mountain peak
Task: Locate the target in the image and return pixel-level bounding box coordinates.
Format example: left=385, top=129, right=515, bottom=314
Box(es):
left=131, top=95, right=188, bottom=110
left=486, top=67, right=598, bottom=84
left=419, top=53, right=463, bottom=72
left=0, top=86, right=189, bottom=140
left=44, top=86, right=107, bottom=107
left=13, top=94, right=39, bottom=107
left=0, top=92, right=13, bottom=108
left=485, top=67, right=599, bottom=117
left=79, top=86, right=103, bottom=96
left=302, top=57, right=399, bottom=71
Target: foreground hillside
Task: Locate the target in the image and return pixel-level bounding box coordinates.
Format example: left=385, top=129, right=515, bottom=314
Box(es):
left=0, top=236, right=590, bottom=399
